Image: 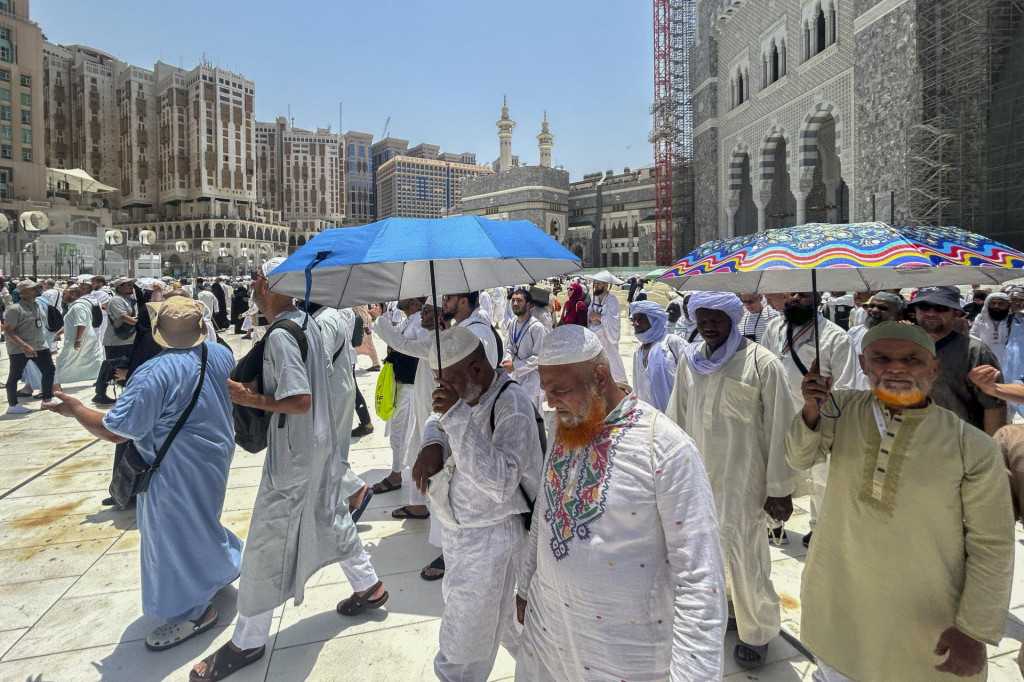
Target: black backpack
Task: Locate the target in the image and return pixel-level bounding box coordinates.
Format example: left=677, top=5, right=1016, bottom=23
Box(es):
left=89, top=300, right=102, bottom=328
left=489, top=379, right=547, bottom=530
left=350, top=314, right=365, bottom=349
left=45, top=303, right=64, bottom=333
left=230, top=319, right=308, bottom=453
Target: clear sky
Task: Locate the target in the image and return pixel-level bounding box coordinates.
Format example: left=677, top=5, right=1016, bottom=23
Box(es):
left=33, top=0, right=656, bottom=180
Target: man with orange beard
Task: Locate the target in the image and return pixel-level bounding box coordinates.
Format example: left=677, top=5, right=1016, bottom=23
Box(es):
left=515, top=324, right=726, bottom=681
left=787, top=322, right=1013, bottom=681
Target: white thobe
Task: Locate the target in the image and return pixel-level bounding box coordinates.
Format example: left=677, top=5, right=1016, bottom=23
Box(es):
left=847, top=324, right=871, bottom=390
left=502, top=314, right=547, bottom=410
left=237, top=311, right=365, bottom=617
left=421, top=374, right=543, bottom=682
left=312, top=307, right=364, bottom=500
left=517, top=393, right=726, bottom=681
left=460, top=307, right=499, bottom=368
left=667, top=339, right=796, bottom=647
left=373, top=312, right=436, bottom=510
left=198, top=290, right=219, bottom=316
left=479, top=290, right=494, bottom=323
left=531, top=307, right=553, bottom=332
left=41, top=288, right=59, bottom=308
left=970, top=310, right=1011, bottom=365
left=632, top=333, right=687, bottom=413
left=849, top=306, right=868, bottom=328
left=762, top=314, right=859, bottom=530
left=85, top=289, right=111, bottom=346
left=589, top=292, right=627, bottom=382
left=490, top=287, right=507, bottom=326
left=54, top=299, right=104, bottom=384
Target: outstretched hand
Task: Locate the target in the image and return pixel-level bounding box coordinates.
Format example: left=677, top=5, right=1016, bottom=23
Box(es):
left=41, top=391, right=81, bottom=417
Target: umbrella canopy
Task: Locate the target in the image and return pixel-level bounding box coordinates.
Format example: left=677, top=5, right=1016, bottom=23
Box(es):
left=660, top=223, right=1024, bottom=292
left=47, top=168, right=117, bottom=194
left=584, top=269, right=625, bottom=286
left=644, top=267, right=667, bottom=281
left=266, top=215, right=582, bottom=308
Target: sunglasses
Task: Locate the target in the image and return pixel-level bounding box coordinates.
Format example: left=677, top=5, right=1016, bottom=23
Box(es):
left=913, top=302, right=951, bottom=313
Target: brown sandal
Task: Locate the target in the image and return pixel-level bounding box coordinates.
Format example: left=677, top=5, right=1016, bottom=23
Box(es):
left=336, top=581, right=389, bottom=616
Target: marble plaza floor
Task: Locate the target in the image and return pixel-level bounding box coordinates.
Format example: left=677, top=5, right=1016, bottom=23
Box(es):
left=1, top=316, right=1024, bottom=681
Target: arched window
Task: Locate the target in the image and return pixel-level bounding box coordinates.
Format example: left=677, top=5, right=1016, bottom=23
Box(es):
left=184, top=224, right=193, bottom=239
left=770, top=43, right=779, bottom=83
left=816, top=7, right=826, bottom=53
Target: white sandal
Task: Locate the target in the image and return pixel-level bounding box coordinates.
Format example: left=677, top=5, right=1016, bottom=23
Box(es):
left=145, top=605, right=218, bottom=651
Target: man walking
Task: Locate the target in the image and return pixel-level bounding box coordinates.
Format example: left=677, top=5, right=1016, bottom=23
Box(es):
left=411, top=327, right=542, bottom=681
left=789, top=322, right=1013, bottom=681
left=3, top=280, right=55, bottom=414
left=93, top=277, right=137, bottom=406
left=53, top=286, right=104, bottom=392
left=668, top=292, right=795, bottom=669
left=441, top=291, right=499, bottom=367
left=629, top=300, right=687, bottom=413
left=516, top=324, right=726, bottom=681
left=588, top=273, right=627, bottom=382
left=191, top=257, right=388, bottom=681
left=501, top=287, right=547, bottom=410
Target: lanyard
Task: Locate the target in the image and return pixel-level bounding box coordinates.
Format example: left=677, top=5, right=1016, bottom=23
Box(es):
left=512, top=317, right=532, bottom=347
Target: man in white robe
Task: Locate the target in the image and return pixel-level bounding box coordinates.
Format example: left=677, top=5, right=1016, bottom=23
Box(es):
left=410, top=327, right=543, bottom=681
left=442, top=291, right=498, bottom=367
left=53, top=286, right=104, bottom=389
left=370, top=298, right=429, bottom=498
left=308, top=303, right=370, bottom=520
left=847, top=292, right=905, bottom=390
left=667, top=291, right=796, bottom=669
left=490, top=286, right=508, bottom=327
left=516, top=324, right=726, bottom=681
left=501, top=287, right=547, bottom=410
left=761, top=292, right=859, bottom=546
left=588, top=275, right=627, bottom=382
left=629, top=300, right=687, bottom=413
left=970, top=291, right=1012, bottom=364
left=192, top=258, right=388, bottom=680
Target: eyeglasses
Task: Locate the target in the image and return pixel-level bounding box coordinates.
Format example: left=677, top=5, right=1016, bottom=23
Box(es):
left=914, top=302, right=952, bottom=313
left=739, top=299, right=757, bottom=305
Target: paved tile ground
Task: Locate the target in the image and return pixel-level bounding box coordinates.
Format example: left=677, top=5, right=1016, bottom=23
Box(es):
left=1, top=298, right=1023, bottom=681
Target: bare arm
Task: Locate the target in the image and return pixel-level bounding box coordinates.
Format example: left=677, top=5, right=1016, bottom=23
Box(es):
left=42, top=392, right=128, bottom=443
left=226, top=379, right=311, bottom=414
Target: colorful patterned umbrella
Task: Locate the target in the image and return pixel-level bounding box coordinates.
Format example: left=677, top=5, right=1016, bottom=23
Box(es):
left=660, top=223, right=1024, bottom=293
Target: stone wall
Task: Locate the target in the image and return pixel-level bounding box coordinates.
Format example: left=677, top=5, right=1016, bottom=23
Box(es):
left=852, top=0, right=919, bottom=223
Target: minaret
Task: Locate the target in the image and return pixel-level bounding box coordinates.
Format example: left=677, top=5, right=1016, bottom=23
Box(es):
left=537, top=111, right=553, bottom=168
left=496, top=95, right=515, bottom=172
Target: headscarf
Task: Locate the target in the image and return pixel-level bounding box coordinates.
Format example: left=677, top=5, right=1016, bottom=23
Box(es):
left=629, top=301, right=668, bottom=345
left=970, top=291, right=1012, bottom=362
left=684, top=291, right=745, bottom=374
left=560, top=282, right=588, bottom=326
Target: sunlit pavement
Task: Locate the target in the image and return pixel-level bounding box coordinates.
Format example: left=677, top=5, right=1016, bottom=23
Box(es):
left=1, top=304, right=1022, bottom=680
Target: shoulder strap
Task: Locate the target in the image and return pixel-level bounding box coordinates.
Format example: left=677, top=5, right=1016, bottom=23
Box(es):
left=268, top=319, right=308, bottom=363
left=488, top=377, right=547, bottom=506
left=151, top=343, right=207, bottom=473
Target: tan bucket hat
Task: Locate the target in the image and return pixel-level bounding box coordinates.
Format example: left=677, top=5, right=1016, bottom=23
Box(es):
left=148, top=296, right=207, bottom=349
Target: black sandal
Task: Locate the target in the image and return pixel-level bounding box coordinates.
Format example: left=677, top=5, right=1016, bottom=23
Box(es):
left=391, top=505, right=429, bottom=520
left=336, top=580, right=389, bottom=616
left=189, top=643, right=265, bottom=681
left=420, top=555, right=445, bottom=581
left=734, top=641, right=769, bottom=670
left=371, top=477, right=402, bottom=494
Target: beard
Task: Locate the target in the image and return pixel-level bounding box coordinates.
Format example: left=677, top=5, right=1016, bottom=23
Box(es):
left=554, top=387, right=608, bottom=450
left=871, top=376, right=932, bottom=407
left=783, top=302, right=815, bottom=326
left=461, top=377, right=484, bottom=404
left=989, top=308, right=1011, bottom=321
left=865, top=314, right=889, bottom=328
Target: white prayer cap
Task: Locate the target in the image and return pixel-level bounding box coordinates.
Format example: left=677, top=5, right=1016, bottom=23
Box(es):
left=428, top=326, right=483, bottom=371
left=538, top=324, right=603, bottom=366
left=262, top=256, right=287, bottom=276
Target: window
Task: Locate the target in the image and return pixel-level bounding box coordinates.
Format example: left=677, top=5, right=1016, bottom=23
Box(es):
left=21, top=147, right=29, bottom=161
left=1, top=144, right=11, bottom=159
left=0, top=69, right=8, bottom=82
left=18, top=92, right=27, bottom=106
left=731, top=63, right=750, bottom=108
left=1, top=124, right=9, bottom=140
left=21, top=128, right=29, bottom=143
left=0, top=29, right=11, bottom=63
left=18, top=108, right=26, bottom=123
left=803, top=0, right=837, bottom=60
left=0, top=1, right=11, bottom=13
left=0, top=88, right=9, bottom=102
left=1, top=105, right=10, bottom=121
left=19, top=74, right=28, bottom=87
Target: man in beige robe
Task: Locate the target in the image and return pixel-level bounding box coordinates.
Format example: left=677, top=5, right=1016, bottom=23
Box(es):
left=786, top=322, right=1014, bottom=681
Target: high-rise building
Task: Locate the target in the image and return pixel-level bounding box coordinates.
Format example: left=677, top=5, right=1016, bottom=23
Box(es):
left=255, top=116, right=343, bottom=234
left=375, top=154, right=491, bottom=220
left=0, top=0, right=45, bottom=201
left=371, top=136, right=407, bottom=219
left=344, top=130, right=373, bottom=224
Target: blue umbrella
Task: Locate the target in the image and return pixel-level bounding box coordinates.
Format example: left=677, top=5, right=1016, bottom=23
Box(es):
left=267, top=215, right=582, bottom=375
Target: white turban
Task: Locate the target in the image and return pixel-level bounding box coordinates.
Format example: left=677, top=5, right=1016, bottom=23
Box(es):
left=629, top=301, right=669, bottom=345
left=684, top=291, right=745, bottom=375
left=262, top=256, right=287, bottom=276
left=538, top=324, right=603, bottom=366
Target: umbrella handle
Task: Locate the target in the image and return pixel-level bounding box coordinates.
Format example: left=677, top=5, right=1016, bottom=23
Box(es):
left=429, top=259, right=443, bottom=381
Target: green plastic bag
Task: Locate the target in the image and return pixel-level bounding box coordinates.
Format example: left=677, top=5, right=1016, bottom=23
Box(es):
left=374, top=362, right=397, bottom=420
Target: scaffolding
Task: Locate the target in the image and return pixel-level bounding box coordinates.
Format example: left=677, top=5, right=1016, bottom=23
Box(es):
left=908, top=0, right=1024, bottom=231
left=650, top=0, right=696, bottom=265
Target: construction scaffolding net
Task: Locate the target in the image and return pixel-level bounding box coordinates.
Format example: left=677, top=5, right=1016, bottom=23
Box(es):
left=908, top=0, right=1024, bottom=241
